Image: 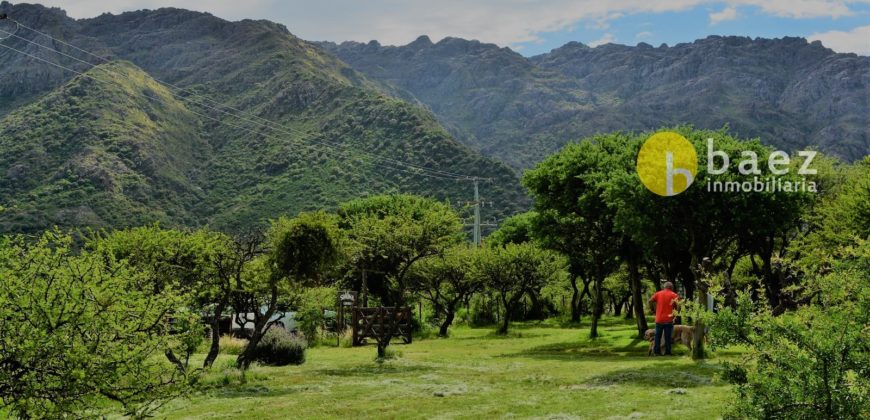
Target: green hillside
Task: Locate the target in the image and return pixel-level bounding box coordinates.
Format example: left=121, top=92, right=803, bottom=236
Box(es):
left=0, top=61, right=208, bottom=231
left=0, top=6, right=528, bottom=233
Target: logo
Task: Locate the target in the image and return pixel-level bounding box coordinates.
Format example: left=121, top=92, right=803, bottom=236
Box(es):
left=636, top=132, right=818, bottom=196
left=636, top=131, right=698, bottom=196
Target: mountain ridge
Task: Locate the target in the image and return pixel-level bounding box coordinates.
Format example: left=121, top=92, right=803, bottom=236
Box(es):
left=0, top=2, right=528, bottom=233
left=321, top=34, right=869, bottom=167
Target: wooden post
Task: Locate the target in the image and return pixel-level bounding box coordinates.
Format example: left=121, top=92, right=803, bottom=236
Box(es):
left=361, top=270, right=368, bottom=308
left=352, top=307, right=358, bottom=346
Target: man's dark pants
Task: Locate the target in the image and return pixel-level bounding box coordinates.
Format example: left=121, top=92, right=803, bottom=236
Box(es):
left=654, top=322, right=674, bottom=355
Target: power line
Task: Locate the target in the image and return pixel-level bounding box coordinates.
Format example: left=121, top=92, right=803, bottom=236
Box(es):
left=0, top=41, right=462, bottom=184
left=0, top=19, right=500, bottom=241
left=1, top=21, right=477, bottom=181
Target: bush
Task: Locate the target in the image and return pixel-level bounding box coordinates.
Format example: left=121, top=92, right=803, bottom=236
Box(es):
left=0, top=232, right=194, bottom=418
left=338, top=329, right=354, bottom=348
left=253, top=328, right=307, bottom=366
left=414, top=322, right=439, bottom=340
left=295, top=307, right=324, bottom=344
left=219, top=335, right=248, bottom=355
left=710, top=247, right=870, bottom=419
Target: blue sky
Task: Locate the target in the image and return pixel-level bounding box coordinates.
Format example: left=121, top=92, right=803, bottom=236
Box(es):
left=513, top=3, right=870, bottom=55
left=40, top=1, right=870, bottom=55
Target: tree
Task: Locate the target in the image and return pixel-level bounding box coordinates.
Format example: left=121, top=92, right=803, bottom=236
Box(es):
left=604, top=127, right=813, bottom=357
left=0, top=231, right=194, bottom=418
left=338, top=194, right=463, bottom=306
left=709, top=240, right=869, bottom=419
left=92, top=226, right=234, bottom=368
left=485, top=211, right=537, bottom=247
left=524, top=136, right=625, bottom=338
left=486, top=211, right=554, bottom=320
left=234, top=211, right=345, bottom=369
left=794, top=156, right=870, bottom=270
left=408, top=245, right=483, bottom=336
left=476, top=243, right=564, bottom=334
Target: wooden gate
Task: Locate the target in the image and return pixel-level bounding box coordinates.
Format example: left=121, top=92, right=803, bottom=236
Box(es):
left=351, top=307, right=413, bottom=346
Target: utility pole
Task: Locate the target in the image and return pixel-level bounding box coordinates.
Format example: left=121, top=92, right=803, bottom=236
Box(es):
left=473, top=177, right=481, bottom=247
left=462, top=177, right=497, bottom=247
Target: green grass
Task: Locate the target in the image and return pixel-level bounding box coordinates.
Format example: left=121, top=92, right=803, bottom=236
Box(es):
left=161, top=318, right=737, bottom=419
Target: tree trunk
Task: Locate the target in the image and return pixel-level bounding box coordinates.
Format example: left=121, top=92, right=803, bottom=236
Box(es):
left=723, top=253, right=740, bottom=308
left=570, top=275, right=581, bottom=322
left=689, top=255, right=706, bottom=360
left=497, top=296, right=511, bottom=334
left=759, top=246, right=781, bottom=308
left=237, top=287, right=279, bottom=369
left=646, top=262, right=662, bottom=292
left=612, top=291, right=623, bottom=317
left=589, top=274, right=604, bottom=338
left=438, top=309, right=455, bottom=337
left=577, top=278, right=591, bottom=316
left=618, top=293, right=630, bottom=318
left=203, top=300, right=226, bottom=368
left=629, top=256, right=649, bottom=338
left=681, top=265, right=696, bottom=300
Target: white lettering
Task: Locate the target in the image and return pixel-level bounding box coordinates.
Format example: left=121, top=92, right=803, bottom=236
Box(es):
left=768, top=151, right=790, bottom=175
left=707, top=138, right=729, bottom=175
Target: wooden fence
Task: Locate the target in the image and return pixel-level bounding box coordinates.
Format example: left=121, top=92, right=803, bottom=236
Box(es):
left=351, top=307, right=413, bottom=346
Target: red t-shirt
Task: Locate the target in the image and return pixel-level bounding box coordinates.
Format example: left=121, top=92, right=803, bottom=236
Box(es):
left=652, top=289, right=679, bottom=323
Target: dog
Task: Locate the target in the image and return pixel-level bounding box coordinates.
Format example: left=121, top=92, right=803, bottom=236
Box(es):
left=644, top=325, right=694, bottom=356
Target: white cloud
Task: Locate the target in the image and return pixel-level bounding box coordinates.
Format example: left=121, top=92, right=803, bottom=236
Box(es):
left=30, top=1, right=870, bottom=48
left=808, top=25, right=870, bottom=55
left=588, top=33, right=617, bottom=47
left=732, top=0, right=855, bottom=19
left=636, top=31, right=654, bottom=39
left=709, top=6, right=738, bottom=24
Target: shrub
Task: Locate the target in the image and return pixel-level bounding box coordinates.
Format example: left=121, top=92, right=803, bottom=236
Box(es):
left=710, top=245, right=870, bottom=419
left=253, top=328, right=307, bottom=366
left=295, top=307, right=324, bottom=345
left=337, top=328, right=354, bottom=348
left=414, top=322, right=439, bottom=340
left=0, top=232, right=194, bottom=418
left=219, top=335, right=248, bottom=355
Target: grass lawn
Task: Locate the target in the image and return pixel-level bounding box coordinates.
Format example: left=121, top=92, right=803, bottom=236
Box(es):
left=160, top=317, right=740, bottom=419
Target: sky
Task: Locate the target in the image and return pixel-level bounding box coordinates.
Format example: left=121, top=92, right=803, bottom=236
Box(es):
left=32, top=0, right=870, bottom=56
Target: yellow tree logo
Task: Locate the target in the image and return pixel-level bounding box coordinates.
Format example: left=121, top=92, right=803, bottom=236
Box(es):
left=636, top=132, right=698, bottom=196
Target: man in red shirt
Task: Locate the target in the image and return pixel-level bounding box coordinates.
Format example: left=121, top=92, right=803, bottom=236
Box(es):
left=648, top=282, right=680, bottom=356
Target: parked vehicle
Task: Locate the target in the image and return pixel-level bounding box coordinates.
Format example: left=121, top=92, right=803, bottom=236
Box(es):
left=230, top=310, right=298, bottom=338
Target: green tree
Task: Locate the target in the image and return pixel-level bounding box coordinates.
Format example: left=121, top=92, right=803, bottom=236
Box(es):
left=0, top=231, right=193, bottom=418
left=234, top=211, right=345, bottom=369
left=794, top=156, right=870, bottom=271
left=524, top=136, right=624, bottom=338
left=487, top=211, right=555, bottom=320
left=604, top=127, right=813, bottom=357
left=91, top=226, right=234, bottom=368
left=476, top=243, right=564, bottom=334
left=709, top=240, right=869, bottom=419
left=408, top=245, right=484, bottom=336
left=485, top=211, right=537, bottom=247
left=338, top=194, right=463, bottom=306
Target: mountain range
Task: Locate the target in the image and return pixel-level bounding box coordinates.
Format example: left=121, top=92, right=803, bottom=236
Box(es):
left=0, top=2, right=867, bottom=234
left=0, top=2, right=526, bottom=233
left=320, top=35, right=869, bottom=169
